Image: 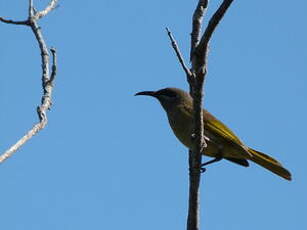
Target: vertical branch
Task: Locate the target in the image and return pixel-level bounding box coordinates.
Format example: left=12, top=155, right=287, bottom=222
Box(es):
left=190, top=0, right=209, bottom=62
left=0, top=0, right=59, bottom=163
left=187, top=1, right=234, bottom=230
left=186, top=71, right=205, bottom=230
left=186, top=149, right=202, bottom=230
left=29, top=0, right=34, bottom=17
left=167, top=2, right=234, bottom=228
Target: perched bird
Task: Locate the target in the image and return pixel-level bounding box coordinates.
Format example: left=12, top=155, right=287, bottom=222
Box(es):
left=135, top=87, right=291, bottom=181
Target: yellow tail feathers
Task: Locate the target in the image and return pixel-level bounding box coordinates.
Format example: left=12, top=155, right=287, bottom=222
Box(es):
left=248, top=148, right=292, bottom=181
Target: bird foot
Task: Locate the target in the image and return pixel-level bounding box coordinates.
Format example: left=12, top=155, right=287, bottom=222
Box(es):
left=201, top=157, right=223, bottom=167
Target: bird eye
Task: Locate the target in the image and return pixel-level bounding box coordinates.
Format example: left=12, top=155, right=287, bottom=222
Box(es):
left=158, top=90, right=177, bottom=98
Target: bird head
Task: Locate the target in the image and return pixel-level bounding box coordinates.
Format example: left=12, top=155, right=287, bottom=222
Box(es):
left=135, top=87, right=192, bottom=112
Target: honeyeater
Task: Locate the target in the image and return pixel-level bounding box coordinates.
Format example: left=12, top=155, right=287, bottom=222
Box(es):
left=135, top=87, right=291, bottom=181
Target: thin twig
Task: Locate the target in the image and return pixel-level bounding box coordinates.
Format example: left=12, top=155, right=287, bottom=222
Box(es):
left=34, top=0, right=58, bottom=20
left=0, top=17, right=29, bottom=25
left=0, top=0, right=58, bottom=163
left=166, top=27, right=192, bottom=78
left=190, top=0, right=209, bottom=62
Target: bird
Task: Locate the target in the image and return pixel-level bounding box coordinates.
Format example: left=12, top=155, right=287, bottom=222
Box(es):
left=135, top=87, right=291, bottom=181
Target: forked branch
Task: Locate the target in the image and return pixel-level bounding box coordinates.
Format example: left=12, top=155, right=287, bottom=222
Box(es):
left=194, top=0, right=234, bottom=75
left=0, top=0, right=59, bottom=163
left=166, top=1, right=235, bottom=230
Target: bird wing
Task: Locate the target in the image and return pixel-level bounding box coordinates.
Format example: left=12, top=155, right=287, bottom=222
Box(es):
left=204, top=110, right=252, bottom=157
left=204, top=110, right=243, bottom=144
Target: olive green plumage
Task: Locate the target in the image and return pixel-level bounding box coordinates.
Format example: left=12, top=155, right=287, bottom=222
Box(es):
left=135, top=87, right=291, bottom=181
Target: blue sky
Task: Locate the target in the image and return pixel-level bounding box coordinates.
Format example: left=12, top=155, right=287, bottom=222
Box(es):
left=0, top=0, right=306, bottom=229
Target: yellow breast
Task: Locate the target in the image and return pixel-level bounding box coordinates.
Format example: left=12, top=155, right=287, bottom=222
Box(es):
left=166, top=104, right=194, bottom=148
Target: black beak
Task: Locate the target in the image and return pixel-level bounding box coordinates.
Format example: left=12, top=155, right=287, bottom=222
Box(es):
left=135, top=91, right=156, bottom=97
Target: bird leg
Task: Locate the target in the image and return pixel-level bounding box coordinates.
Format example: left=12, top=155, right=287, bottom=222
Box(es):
left=201, top=157, right=223, bottom=166
left=200, top=144, right=223, bottom=173
left=200, top=157, right=223, bottom=173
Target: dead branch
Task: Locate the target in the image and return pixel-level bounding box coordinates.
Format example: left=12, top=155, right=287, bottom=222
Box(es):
left=188, top=1, right=234, bottom=230
left=166, top=27, right=193, bottom=79
left=34, top=0, right=58, bottom=20
left=0, top=0, right=59, bottom=163
left=194, top=0, right=234, bottom=76
left=190, top=0, right=209, bottom=62
left=0, top=17, right=29, bottom=25
left=166, top=1, right=235, bottom=230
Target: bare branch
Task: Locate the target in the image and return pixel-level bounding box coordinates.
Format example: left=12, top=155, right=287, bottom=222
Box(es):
left=29, top=0, right=34, bottom=17
left=30, top=19, right=51, bottom=85
left=186, top=149, right=201, bottom=230
left=186, top=77, right=204, bottom=230
left=166, top=27, right=193, bottom=79
left=190, top=0, right=209, bottom=61
left=50, top=48, right=57, bottom=83
left=187, top=1, right=234, bottom=230
left=0, top=17, right=29, bottom=25
left=195, top=0, right=234, bottom=75
left=34, top=0, right=58, bottom=20
left=0, top=123, right=46, bottom=163
left=0, top=1, right=58, bottom=163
